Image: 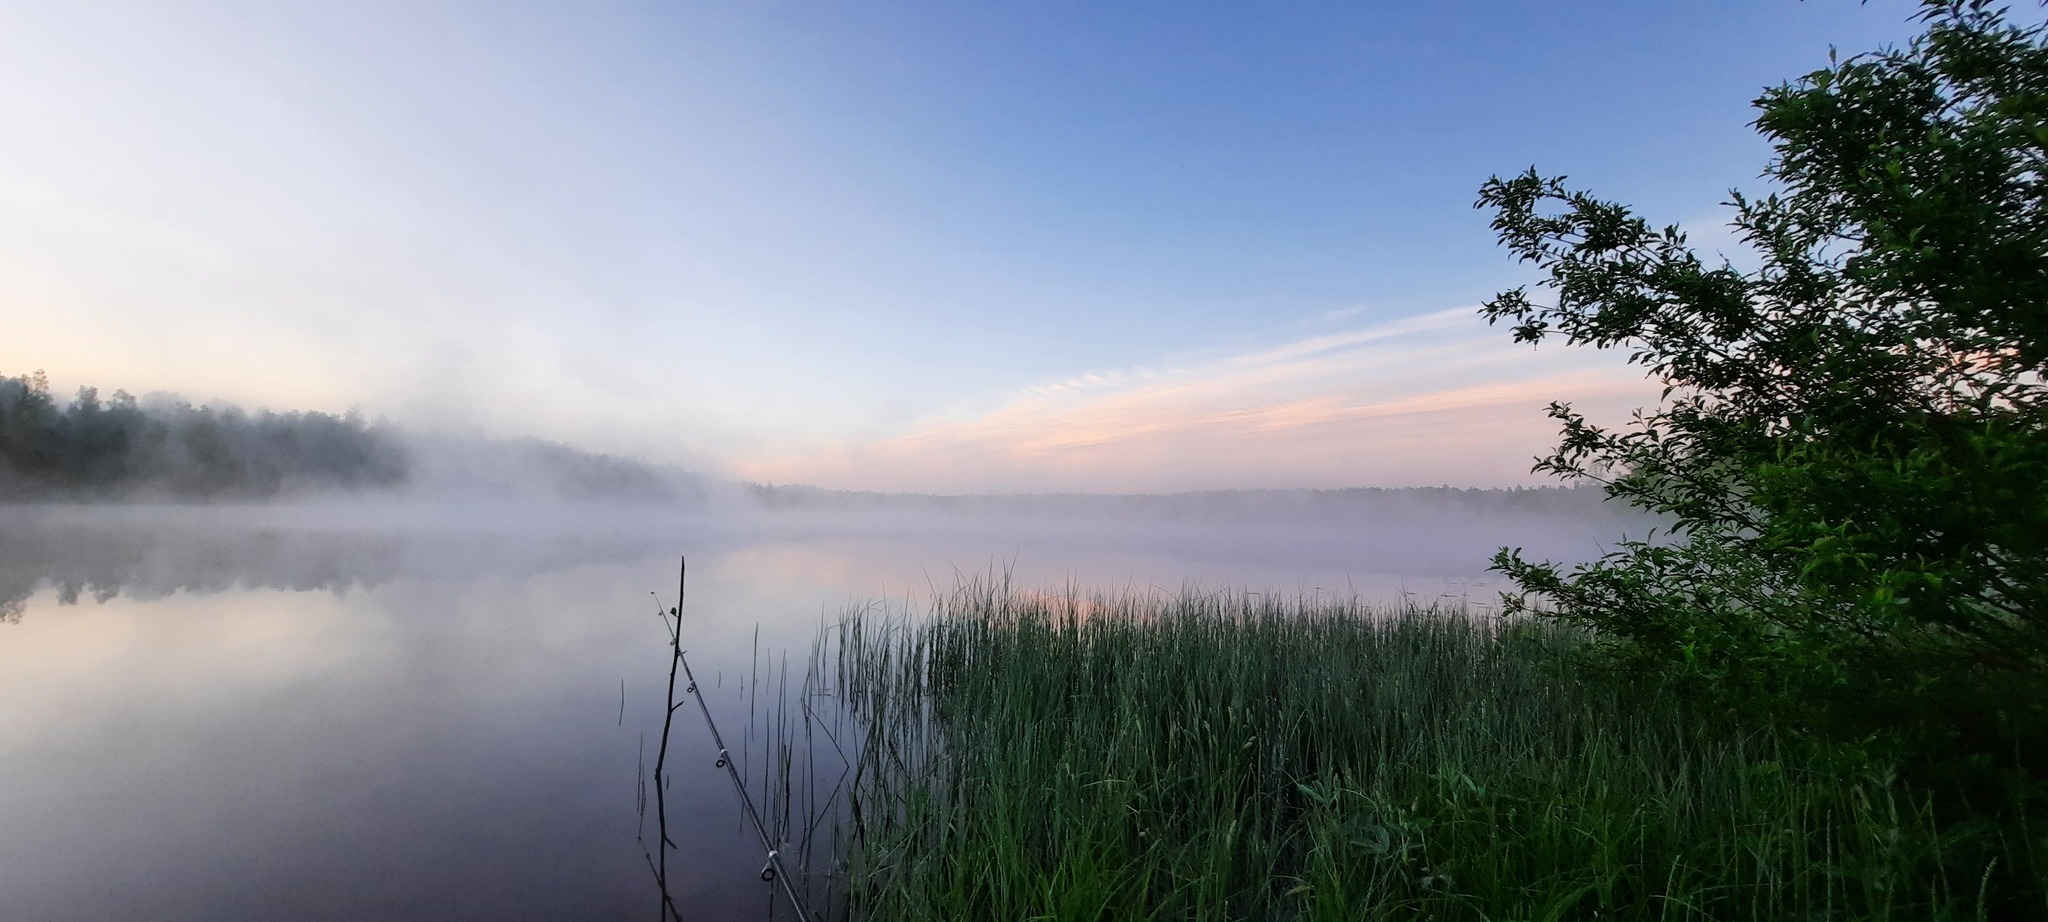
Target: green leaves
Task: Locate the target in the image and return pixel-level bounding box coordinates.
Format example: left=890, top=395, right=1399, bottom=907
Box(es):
left=1479, top=0, right=2048, bottom=821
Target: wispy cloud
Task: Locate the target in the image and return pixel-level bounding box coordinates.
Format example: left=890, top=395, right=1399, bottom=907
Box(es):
left=737, top=309, right=1659, bottom=492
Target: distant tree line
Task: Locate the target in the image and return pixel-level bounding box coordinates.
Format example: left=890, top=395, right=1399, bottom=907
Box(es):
left=507, top=438, right=681, bottom=503
left=0, top=370, right=407, bottom=499
left=741, top=482, right=1630, bottom=521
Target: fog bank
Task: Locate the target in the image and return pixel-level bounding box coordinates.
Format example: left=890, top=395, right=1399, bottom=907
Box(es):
left=0, top=370, right=709, bottom=504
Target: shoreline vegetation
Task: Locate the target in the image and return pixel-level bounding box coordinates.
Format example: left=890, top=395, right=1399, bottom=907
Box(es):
left=810, top=582, right=2038, bottom=920
left=0, top=370, right=692, bottom=503
left=0, top=370, right=405, bottom=499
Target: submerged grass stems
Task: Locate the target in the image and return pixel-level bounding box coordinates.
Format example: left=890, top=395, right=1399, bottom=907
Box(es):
left=820, top=579, right=2013, bottom=921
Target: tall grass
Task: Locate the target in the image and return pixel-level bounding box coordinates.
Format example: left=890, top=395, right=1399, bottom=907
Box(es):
left=821, top=580, right=2015, bottom=921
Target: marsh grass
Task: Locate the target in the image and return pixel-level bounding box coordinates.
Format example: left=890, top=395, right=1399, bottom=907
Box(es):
left=815, top=579, right=2015, bottom=921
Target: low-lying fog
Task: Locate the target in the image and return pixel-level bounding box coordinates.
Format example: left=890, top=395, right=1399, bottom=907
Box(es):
left=1, top=487, right=1653, bottom=921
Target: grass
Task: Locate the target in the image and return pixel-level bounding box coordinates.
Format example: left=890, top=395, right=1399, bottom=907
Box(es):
left=811, top=579, right=2024, bottom=921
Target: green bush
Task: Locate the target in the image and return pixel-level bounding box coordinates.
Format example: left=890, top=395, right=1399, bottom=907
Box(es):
left=1476, top=1, right=2046, bottom=907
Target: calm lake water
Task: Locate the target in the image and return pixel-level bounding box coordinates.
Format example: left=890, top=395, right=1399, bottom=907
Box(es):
left=0, top=498, right=1636, bottom=920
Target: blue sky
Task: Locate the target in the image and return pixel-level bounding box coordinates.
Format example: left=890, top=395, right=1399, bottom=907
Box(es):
left=0, top=1, right=1925, bottom=490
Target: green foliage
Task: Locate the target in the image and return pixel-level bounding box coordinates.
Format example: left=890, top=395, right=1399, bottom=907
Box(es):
left=0, top=369, right=408, bottom=499
left=1477, top=2, right=2047, bottom=905
left=830, top=585, right=2019, bottom=920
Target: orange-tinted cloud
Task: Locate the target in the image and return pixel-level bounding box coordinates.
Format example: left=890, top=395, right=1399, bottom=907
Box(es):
left=738, top=309, right=1660, bottom=492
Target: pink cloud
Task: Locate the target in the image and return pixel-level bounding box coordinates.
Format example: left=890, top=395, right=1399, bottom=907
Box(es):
left=737, top=310, right=1660, bottom=492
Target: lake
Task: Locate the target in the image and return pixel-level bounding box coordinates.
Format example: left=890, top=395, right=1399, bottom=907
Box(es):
left=0, top=495, right=1636, bottom=920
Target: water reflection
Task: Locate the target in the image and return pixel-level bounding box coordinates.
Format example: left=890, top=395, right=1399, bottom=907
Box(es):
left=0, top=498, right=1645, bottom=920
left=0, top=505, right=689, bottom=622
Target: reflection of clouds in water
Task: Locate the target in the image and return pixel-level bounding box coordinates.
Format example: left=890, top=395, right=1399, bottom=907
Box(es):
left=0, top=490, right=1653, bottom=622
left=0, top=589, right=378, bottom=748
left=0, top=493, right=1657, bottom=920
left=709, top=492, right=1649, bottom=610
left=0, top=554, right=674, bottom=922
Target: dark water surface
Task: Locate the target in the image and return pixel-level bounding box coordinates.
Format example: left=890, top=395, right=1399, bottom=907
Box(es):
left=0, top=500, right=1633, bottom=920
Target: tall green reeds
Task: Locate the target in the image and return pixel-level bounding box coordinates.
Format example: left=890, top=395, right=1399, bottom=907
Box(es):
left=821, top=580, right=2016, bottom=920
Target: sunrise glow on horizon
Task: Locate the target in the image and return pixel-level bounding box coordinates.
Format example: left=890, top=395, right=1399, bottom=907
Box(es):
left=0, top=1, right=1921, bottom=491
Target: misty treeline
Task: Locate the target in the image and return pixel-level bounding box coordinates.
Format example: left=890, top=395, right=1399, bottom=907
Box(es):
left=744, top=482, right=1633, bottom=522
left=0, top=370, right=689, bottom=502
left=0, top=370, right=403, bottom=499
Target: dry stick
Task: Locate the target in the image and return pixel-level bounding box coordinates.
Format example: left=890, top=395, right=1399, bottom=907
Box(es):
left=660, top=555, right=814, bottom=920
left=651, top=561, right=686, bottom=922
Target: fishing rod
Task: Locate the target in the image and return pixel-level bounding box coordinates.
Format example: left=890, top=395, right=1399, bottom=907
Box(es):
left=651, top=555, right=812, bottom=921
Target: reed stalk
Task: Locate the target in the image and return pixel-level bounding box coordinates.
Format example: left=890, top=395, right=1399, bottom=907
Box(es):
left=810, top=578, right=2017, bottom=920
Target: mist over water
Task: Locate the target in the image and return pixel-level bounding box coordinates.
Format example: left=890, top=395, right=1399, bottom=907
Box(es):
left=0, top=490, right=1650, bottom=920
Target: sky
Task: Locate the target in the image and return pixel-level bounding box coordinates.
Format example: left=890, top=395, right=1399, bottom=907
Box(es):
left=0, top=1, right=1927, bottom=492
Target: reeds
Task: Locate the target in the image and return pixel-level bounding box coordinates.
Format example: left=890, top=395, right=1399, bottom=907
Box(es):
left=817, top=578, right=2011, bottom=921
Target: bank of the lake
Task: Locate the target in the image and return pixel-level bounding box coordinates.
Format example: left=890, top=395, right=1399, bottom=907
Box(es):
left=823, top=585, right=2034, bottom=921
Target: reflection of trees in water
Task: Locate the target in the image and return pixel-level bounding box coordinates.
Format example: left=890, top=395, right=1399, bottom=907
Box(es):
left=0, top=521, right=669, bottom=622
left=0, top=526, right=405, bottom=618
